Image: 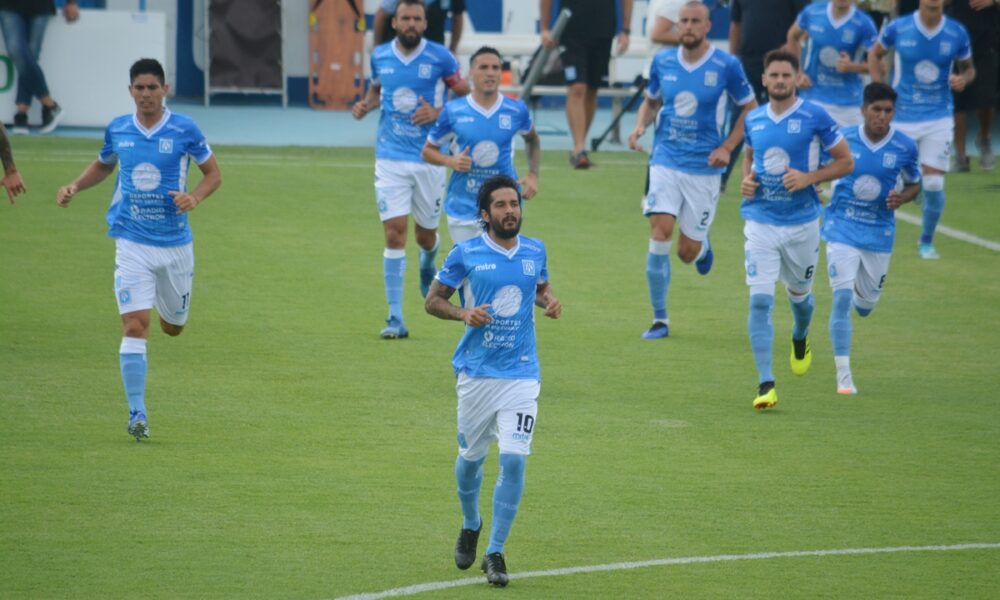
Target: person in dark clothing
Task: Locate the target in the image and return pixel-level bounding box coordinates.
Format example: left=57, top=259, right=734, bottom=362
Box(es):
left=540, top=0, right=634, bottom=169
left=949, top=0, right=999, bottom=171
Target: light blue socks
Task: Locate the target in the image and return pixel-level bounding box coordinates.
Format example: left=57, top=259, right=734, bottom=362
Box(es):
left=789, top=292, right=815, bottom=341
left=383, top=248, right=406, bottom=320
left=486, top=453, right=526, bottom=555
left=455, top=455, right=486, bottom=531
left=921, top=189, right=945, bottom=245
left=120, top=337, right=147, bottom=415
left=748, top=294, right=775, bottom=383
left=647, top=240, right=672, bottom=321
left=829, top=288, right=853, bottom=357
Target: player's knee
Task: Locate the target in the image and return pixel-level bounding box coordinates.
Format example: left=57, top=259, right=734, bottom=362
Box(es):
left=121, top=313, right=150, bottom=338
left=923, top=174, right=944, bottom=193
left=567, top=83, right=587, bottom=99
left=160, top=319, right=184, bottom=336
left=677, top=241, right=700, bottom=264
left=498, top=453, right=526, bottom=485
left=749, top=293, right=774, bottom=311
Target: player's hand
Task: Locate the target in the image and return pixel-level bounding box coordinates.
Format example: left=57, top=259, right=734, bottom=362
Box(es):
left=351, top=99, right=369, bottom=120
left=62, top=1, right=80, bottom=22
left=542, top=294, right=561, bottom=319
left=797, top=72, right=812, bottom=89
left=451, top=146, right=472, bottom=172
left=949, top=73, right=968, bottom=93
left=56, top=183, right=78, bottom=207
left=540, top=30, right=557, bottom=50
left=708, top=146, right=731, bottom=168
left=170, top=190, right=201, bottom=213
left=615, top=31, right=630, bottom=56
left=740, top=171, right=759, bottom=198
left=628, top=126, right=646, bottom=152
left=520, top=173, right=538, bottom=199
left=970, top=0, right=994, bottom=10
left=783, top=168, right=813, bottom=193
left=835, top=52, right=852, bottom=73
left=462, top=304, right=493, bottom=327
left=1, top=170, right=26, bottom=204
left=411, top=97, right=439, bottom=125
left=886, top=189, right=906, bottom=210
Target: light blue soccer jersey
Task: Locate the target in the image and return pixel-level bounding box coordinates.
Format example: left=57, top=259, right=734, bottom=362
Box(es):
left=741, top=99, right=843, bottom=225
left=99, top=109, right=213, bottom=247
left=822, top=126, right=920, bottom=253
left=427, top=96, right=533, bottom=220
left=370, top=38, right=462, bottom=161
left=796, top=2, right=878, bottom=106
left=436, top=234, right=549, bottom=380
left=646, top=46, right=754, bottom=175
left=879, top=14, right=972, bottom=122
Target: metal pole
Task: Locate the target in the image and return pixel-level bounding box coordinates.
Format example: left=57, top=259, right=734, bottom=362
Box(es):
left=519, top=7, right=571, bottom=100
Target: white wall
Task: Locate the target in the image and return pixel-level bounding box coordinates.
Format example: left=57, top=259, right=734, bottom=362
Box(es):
left=0, top=9, right=166, bottom=126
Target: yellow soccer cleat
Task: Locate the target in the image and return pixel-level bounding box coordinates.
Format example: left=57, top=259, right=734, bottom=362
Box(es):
left=753, top=382, right=777, bottom=410
left=790, top=337, right=812, bottom=376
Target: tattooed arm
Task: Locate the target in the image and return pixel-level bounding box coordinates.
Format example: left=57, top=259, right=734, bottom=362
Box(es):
left=0, top=123, right=26, bottom=204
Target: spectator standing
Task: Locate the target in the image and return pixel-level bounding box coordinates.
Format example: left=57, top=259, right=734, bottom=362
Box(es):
left=949, top=0, right=999, bottom=171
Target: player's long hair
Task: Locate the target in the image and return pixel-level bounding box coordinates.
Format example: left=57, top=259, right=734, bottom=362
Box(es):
left=477, top=175, right=522, bottom=231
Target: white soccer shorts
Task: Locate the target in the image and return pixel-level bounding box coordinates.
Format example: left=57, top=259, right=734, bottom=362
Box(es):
left=744, top=219, right=820, bottom=295
left=643, top=164, right=721, bottom=242
left=893, top=117, right=954, bottom=172
left=114, top=238, right=194, bottom=326
left=826, top=241, right=891, bottom=311
left=455, top=372, right=540, bottom=461
left=814, top=101, right=863, bottom=129
left=374, top=159, right=445, bottom=229
left=446, top=215, right=482, bottom=245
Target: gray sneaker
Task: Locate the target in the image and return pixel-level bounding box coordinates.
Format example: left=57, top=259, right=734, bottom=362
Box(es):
left=976, top=137, right=995, bottom=171
left=39, top=103, right=64, bottom=134
left=954, top=156, right=970, bottom=173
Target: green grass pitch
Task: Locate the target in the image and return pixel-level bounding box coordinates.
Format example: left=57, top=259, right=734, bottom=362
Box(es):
left=2, top=137, right=999, bottom=598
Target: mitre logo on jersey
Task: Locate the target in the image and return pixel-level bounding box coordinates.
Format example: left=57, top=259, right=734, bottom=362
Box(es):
left=882, top=153, right=897, bottom=168
left=703, top=71, right=718, bottom=86
left=521, top=260, right=535, bottom=276
left=158, top=139, right=173, bottom=154
left=418, top=64, right=432, bottom=79
left=499, top=114, right=512, bottom=130
left=788, top=119, right=802, bottom=134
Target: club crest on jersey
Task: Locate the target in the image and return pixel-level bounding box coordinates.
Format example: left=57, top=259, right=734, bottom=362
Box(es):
left=522, top=259, right=535, bottom=276
left=159, top=138, right=173, bottom=153
left=418, top=63, right=432, bottom=79
left=788, top=119, right=801, bottom=134
left=499, top=114, right=512, bottom=130
left=882, top=153, right=897, bottom=168
left=939, top=42, right=951, bottom=56
left=704, top=71, right=718, bottom=86
left=842, top=30, right=855, bottom=44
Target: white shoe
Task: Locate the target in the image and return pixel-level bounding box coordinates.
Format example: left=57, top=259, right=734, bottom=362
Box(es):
left=836, top=370, right=857, bottom=395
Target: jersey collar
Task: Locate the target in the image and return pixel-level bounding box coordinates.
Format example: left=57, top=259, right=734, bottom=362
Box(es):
left=827, top=3, right=856, bottom=29
left=132, top=108, right=171, bottom=139
left=392, top=38, right=427, bottom=65
left=467, top=94, right=503, bottom=119
left=482, top=232, right=521, bottom=259
left=859, top=125, right=895, bottom=153
left=914, top=13, right=945, bottom=39
left=765, top=98, right=803, bottom=123
left=677, top=44, right=715, bottom=73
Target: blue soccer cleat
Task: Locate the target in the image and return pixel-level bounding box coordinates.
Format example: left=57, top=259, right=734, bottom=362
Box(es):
left=641, top=321, right=669, bottom=339
left=127, top=411, right=149, bottom=442
left=380, top=317, right=409, bottom=339
left=918, top=243, right=940, bottom=260
left=695, top=242, right=714, bottom=275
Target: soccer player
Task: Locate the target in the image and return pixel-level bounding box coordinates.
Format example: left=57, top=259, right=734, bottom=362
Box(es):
left=422, top=46, right=540, bottom=248
left=740, top=49, right=854, bottom=410
left=55, top=58, right=222, bottom=441
left=867, top=0, right=975, bottom=260
left=785, top=0, right=879, bottom=128
left=352, top=0, right=470, bottom=339
left=0, top=122, right=27, bottom=203
left=628, top=1, right=757, bottom=339
left=424, top=175, right=561, bottom=587
left=822, top=82, right=921, bottom=394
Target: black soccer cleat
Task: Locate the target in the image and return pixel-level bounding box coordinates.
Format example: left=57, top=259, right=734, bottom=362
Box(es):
left=454, top=521, right=482, bottom=570
left=481, top=552, right=509, bottom=587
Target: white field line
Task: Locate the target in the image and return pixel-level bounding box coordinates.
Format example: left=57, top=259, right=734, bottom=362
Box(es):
left=895, top=211, right=1000, bottom=252
left=330, top=542, right=1000, bottom=600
